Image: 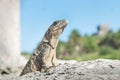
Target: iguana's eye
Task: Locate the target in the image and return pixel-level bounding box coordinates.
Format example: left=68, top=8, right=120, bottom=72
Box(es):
left=53, top=21, right=57, bottom=26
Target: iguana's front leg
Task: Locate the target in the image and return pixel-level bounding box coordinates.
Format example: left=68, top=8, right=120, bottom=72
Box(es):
left=52, top=51, right=58, bottom=66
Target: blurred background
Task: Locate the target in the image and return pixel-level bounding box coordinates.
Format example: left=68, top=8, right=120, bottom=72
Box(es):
left=21, top=0, right=120, bottom=61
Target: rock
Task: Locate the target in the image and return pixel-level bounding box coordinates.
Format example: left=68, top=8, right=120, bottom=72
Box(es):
left=0, top=58, right=24, bottom=76
left=57, top=59, right=77, bottom=65
left=1, top=59, right=120, bottom=80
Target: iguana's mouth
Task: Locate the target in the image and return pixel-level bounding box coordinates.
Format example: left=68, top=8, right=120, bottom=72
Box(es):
left=60, top=19, right=68, bottom=28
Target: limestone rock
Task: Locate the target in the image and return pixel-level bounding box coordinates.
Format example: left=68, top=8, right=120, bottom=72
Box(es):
left=1, top=59, right=120, bottom=80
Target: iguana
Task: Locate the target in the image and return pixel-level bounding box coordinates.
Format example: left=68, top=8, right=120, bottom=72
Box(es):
left=20, top=19, right=68, bottom=76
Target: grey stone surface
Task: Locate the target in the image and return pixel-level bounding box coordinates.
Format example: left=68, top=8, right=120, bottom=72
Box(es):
left=1, top=59, right=120, bottom=80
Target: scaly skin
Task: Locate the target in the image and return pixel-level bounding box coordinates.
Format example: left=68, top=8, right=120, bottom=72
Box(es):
left=20, top=19, right=68, bottom=76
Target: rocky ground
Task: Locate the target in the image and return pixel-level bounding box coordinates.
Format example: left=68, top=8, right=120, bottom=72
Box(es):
left=0, top=59, right=120, bottom=80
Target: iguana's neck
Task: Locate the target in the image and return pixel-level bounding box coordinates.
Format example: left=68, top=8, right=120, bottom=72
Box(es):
left=49, top=36, right=59, bottom=49
left=42, top=33, right=58, bottom=49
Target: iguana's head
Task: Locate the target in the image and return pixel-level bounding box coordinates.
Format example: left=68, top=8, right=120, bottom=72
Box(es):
left=49, top=19, right=68, bottom=37
left=45, top=19, right=68, bottom=48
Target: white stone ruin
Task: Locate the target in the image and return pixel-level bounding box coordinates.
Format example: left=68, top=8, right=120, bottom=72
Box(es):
left=0, top=0, right=26, bottom=67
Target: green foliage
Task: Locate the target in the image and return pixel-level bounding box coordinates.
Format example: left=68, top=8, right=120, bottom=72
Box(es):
left=57, top=30, right=82, bottom=59
left=99, top=47, right=114, bottom=55
left=69, top=29, right=81, bottom=45
left=83, top=37, right=99, bottom=53
left=75, top=50, right=120, bottom=61
left=69, top=29, right=81, bottom=39
left=99, top=31, right=120, bottom=49
left=56, top=29, right=120, bottom=61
